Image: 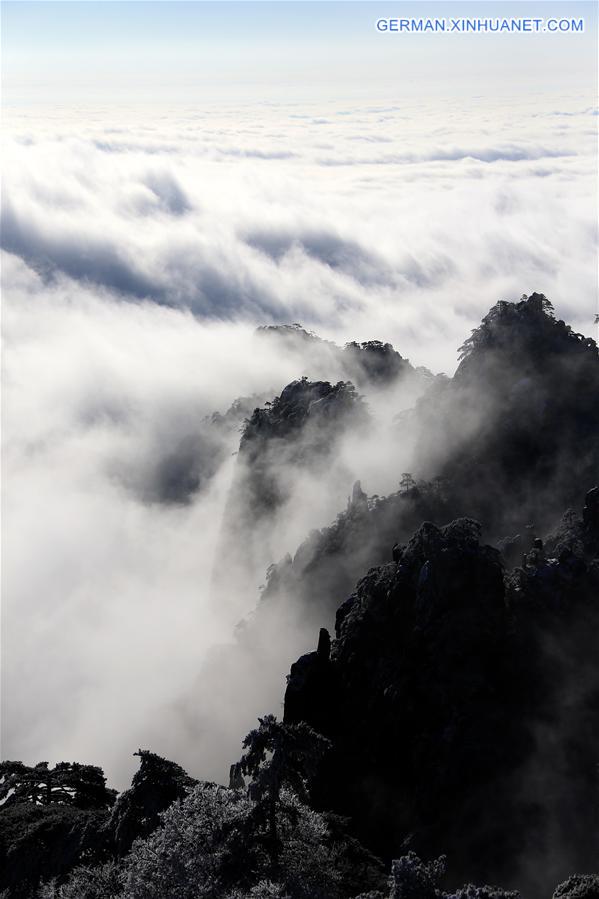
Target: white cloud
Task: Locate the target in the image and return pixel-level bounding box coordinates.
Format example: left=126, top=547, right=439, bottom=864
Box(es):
left=1, top=92, right=597, bottom=788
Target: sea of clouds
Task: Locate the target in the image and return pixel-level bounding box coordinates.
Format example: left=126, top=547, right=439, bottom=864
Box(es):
left=2, top=92, right=597, bottom=787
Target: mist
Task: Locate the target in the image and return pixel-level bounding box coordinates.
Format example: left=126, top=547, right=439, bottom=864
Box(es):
left=2, top=91, right=597, bottom=791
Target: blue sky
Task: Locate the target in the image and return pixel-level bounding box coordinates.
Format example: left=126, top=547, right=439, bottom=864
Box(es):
left=2, top=1, right=597, bottom=103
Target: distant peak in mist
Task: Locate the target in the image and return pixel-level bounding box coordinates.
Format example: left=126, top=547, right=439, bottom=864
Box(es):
left=240, top=377, right=367, bottom=453
left=256, top=322, right=322, bottom=344
left=256, top=321, right=435, bottom=389
left=457, top=291, right=598, bottom=377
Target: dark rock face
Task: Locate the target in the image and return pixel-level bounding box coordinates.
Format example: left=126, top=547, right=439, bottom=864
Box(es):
left=582, top=487, right=599, bottom=556
left=284, top=502, right=599, bottom=897
left=257, top=480, right=455, bottom=634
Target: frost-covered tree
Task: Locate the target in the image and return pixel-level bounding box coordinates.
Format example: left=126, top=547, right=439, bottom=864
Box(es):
left=46, top=781, right=345, bottom=899
left=225, top=882, right=290, bottom=899
left=235, top=715, right=330, bottom=870
left=389, top=852, right=446, bottom=899
left=355, top=853, right=519, bottom=899
left=447, top=888, right=519, bottom=899
left=37, top=862, right=123, bottom=899
left=552, top=875, right=599, bottom=899
left=123, top=782, right=251, bottom=899
left=109, top=750, right=196, bottom=854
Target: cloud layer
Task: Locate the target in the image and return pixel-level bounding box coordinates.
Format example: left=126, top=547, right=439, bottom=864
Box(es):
left=2, top=92, right=597, bottom=788
left=3, top=95, right=597, bottom=370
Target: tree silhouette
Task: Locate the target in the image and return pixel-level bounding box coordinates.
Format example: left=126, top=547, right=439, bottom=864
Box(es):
left=400, top=473, right=416, bottom=492
left=109, top=749, right=196, bottom=854
left=236, top=715, right=330, bottom=869
left=0, top=760, right=116, bottom=810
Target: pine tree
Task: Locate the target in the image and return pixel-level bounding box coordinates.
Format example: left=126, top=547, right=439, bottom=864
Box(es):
left=236, top=715, right=330, bottom=870
left=0, top=760, right=116, bottom=810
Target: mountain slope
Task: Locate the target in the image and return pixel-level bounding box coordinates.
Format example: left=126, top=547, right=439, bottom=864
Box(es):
left=283, top=490, right=599, bottom=896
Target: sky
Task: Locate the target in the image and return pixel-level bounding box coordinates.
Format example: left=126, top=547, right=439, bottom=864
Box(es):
left=1, top=0, right=598, bottom=788
left=2, top=1, right=597, bottom=103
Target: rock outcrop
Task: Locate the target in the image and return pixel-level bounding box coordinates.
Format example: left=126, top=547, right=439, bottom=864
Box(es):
left=284, top=494, right=599, bottom=897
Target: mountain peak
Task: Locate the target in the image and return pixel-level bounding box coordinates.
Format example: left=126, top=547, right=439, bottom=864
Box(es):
left=456, top=292, right=597, bottom=382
